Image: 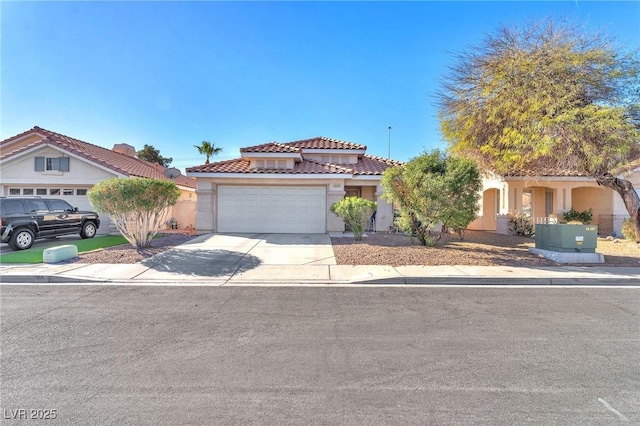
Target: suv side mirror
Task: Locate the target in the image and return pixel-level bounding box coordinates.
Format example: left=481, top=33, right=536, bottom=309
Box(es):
left=73, top=207, right=78, bottom=212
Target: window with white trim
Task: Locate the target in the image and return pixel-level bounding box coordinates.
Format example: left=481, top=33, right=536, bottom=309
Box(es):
left=34, top=156, right=70, bottom=172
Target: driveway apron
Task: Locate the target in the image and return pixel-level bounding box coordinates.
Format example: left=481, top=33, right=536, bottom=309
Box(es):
left=140, top=233, right=336, bottom=279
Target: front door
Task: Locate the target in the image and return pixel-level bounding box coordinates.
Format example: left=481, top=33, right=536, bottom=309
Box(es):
left=344, top=187, right=361, bottom=198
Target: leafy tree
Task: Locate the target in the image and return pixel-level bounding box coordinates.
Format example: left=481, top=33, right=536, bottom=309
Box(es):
left=194, top=140, right=223, bottom=164
left=136, top=144, right=173, bottom=167
left=438, top=20, right=640, bottom=241
left=330, top=197, right=376, bottom=241
left=88, top=178, right=181, bottom=249
left=381, top=150, right=481, bottom=246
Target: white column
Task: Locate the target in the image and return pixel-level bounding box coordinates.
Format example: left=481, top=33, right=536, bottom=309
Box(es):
left=195, top=180, right=216, bottom=233
left=326, top=181, right=346, bottom=233
left=375, top=184, right=393, bottom=232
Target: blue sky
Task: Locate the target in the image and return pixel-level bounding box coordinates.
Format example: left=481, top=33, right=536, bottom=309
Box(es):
left=2, top=1, right=639, bottom=173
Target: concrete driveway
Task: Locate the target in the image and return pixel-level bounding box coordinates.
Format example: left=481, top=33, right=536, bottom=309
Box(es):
left=184, top=233, right=335, bottom=265
left=139, top=233, right=336, bottom=279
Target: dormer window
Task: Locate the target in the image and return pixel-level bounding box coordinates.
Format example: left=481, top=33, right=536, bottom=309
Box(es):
left=253, top=159, right=290, bottom=169
left=319, top=155, right=353, bottom=164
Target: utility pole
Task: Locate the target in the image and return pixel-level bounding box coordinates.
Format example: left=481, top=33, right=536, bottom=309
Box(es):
left=388, top=126, right=392, bottom=158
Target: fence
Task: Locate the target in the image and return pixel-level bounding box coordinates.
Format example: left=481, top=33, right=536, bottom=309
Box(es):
left=533, top=217, right=558, bottom=225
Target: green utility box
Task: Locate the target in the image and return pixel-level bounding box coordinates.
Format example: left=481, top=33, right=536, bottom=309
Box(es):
left=535, top=224, right=598, bottom=253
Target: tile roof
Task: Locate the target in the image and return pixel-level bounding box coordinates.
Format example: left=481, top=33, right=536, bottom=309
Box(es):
left=186, top=159, right=353, bottom=174
left=188, top=136, right=398, bottom=177
left=0, top=126, right=196, bottom=189
left=240, top=142, right=300, bottom=153
left=352, top=155, right=404, bottom=175
left=284, top=136, right=366, bottom=150
left=187, top=153, right=402, bottom=176
left=501, top=169, right=592, bottom=178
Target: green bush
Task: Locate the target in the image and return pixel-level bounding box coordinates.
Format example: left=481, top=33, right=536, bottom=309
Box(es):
left=562, top=208, right=593, bottom=224
left=621, top=218, right=636, bottom=241
left=509, top=214, right=535, bottom=236
left=381, top=150, right=481, bottom=246
left=88, top=177, right=181, bottom=249
left=331, top=197, right=376, bottom=241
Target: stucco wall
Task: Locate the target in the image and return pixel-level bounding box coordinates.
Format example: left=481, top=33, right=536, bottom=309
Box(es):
left=192, top=177, right=388, bottom=233
left=570, top=187, right=613, bottom=229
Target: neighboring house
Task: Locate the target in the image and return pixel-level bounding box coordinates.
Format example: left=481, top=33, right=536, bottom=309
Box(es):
left=186, top=137, right=402, bottom=233
left=469, top=164, right=640, bottom=236
left=0, top=126, right=197, bottom=235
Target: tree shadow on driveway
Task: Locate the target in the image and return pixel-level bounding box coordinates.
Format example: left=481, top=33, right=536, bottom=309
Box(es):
left=141, top=249, right=261, bottom=277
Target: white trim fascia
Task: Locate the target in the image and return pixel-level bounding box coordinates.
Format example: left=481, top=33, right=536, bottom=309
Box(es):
left=186, top=172, right=352, bottom=179
left=349, top=175, right=383, bottom=181
left=0, top=130, right=47, bottom=149
left=301, top=149, right=365, bottom=155
left=240, top=152, right=302, bottom=160
left=504, top=176, right=594, bottom=182
left=0, top=144, right=127, bottom=178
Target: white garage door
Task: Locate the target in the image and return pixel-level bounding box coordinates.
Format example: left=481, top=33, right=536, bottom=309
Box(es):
left=218, top=186, right=326, bottom=233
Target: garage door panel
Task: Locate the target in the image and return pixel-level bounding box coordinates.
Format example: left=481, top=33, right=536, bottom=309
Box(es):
left=218, top=186, right=326, bottom=233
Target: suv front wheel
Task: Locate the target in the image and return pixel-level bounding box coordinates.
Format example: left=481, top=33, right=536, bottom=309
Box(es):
left=9, top=228, right=35, bottom=250
left=80, top=221, right=97, bottom=239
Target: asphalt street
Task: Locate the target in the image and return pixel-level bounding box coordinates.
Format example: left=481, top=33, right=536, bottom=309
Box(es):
left=1, top=285, right=638, bottom=425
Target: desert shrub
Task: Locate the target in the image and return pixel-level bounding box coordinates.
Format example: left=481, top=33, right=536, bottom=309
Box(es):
left=621, top=218, right=636, bottom=241
left=509, top=213, right=535, bottom=236
left=562, top=208, right=593, bottom=224
left=88, top=177, right=181, bottom=249
left=331, top=197, right=376, bottom=241
left=381, top=150, right=481, bottom=246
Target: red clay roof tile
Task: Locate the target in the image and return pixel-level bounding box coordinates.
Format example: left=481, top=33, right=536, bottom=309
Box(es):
left=240, top=142, right=300, bottom=153
left=284, top=136, right=366, bottom=150
left=186, top=158, right=353, bottom=174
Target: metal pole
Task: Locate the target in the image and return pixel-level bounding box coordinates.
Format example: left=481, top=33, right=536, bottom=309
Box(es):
left=388, top=126, right=392, bottom=158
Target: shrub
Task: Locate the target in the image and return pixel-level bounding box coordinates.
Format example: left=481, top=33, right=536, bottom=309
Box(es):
left=621, top=218, right=636, bottom=241
left=509, top=213, right=535, bottom=236
left=381, top=150, right=481, bottom=246
left=562, top=208, right=593, bottom=224
left=88, top=177, right=181, bottom=249
left=331, top=197, right=376, bottom=241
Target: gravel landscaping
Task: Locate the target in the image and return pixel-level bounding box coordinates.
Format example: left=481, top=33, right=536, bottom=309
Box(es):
left=332, top=231, right=640, bottom=267
left=71, top=233, right=198, bottom=264
left=71, top=230, right=640, bottom=266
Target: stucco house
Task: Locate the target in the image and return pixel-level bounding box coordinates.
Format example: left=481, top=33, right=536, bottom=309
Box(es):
left=186, top=137, right=402, bottom=233
left=0, top=126, right=197, bottom=234
left=468, top=163, right=640, bottom=236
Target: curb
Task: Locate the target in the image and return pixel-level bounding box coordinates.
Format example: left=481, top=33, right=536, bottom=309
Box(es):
left=2, top=275, right=639, bottom=287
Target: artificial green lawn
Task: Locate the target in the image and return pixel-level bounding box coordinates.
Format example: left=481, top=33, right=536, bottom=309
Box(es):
left=0, top=235, right=129, bottom=264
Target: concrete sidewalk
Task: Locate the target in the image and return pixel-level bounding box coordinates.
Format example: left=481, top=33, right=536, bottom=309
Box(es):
left=1, top=262, right=639, bottom=286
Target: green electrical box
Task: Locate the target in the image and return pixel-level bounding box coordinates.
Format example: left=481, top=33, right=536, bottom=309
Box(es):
left=535, top=224, right=598, bottom=253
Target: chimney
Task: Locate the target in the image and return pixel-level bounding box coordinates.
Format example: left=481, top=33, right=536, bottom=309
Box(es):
left=112, top=143, right=136, bottom=157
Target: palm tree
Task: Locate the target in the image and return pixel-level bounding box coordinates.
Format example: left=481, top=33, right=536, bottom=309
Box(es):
left=194, top=140, right=223, bottom=164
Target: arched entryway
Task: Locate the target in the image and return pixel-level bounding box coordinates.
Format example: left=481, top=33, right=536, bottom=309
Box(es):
left=482, top=188, right=499, bottom=230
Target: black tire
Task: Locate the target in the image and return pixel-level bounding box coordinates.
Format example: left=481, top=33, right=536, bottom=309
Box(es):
left=80, top=221, right=97, bottom=239
left=9, top=228, right=35, bottom=250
